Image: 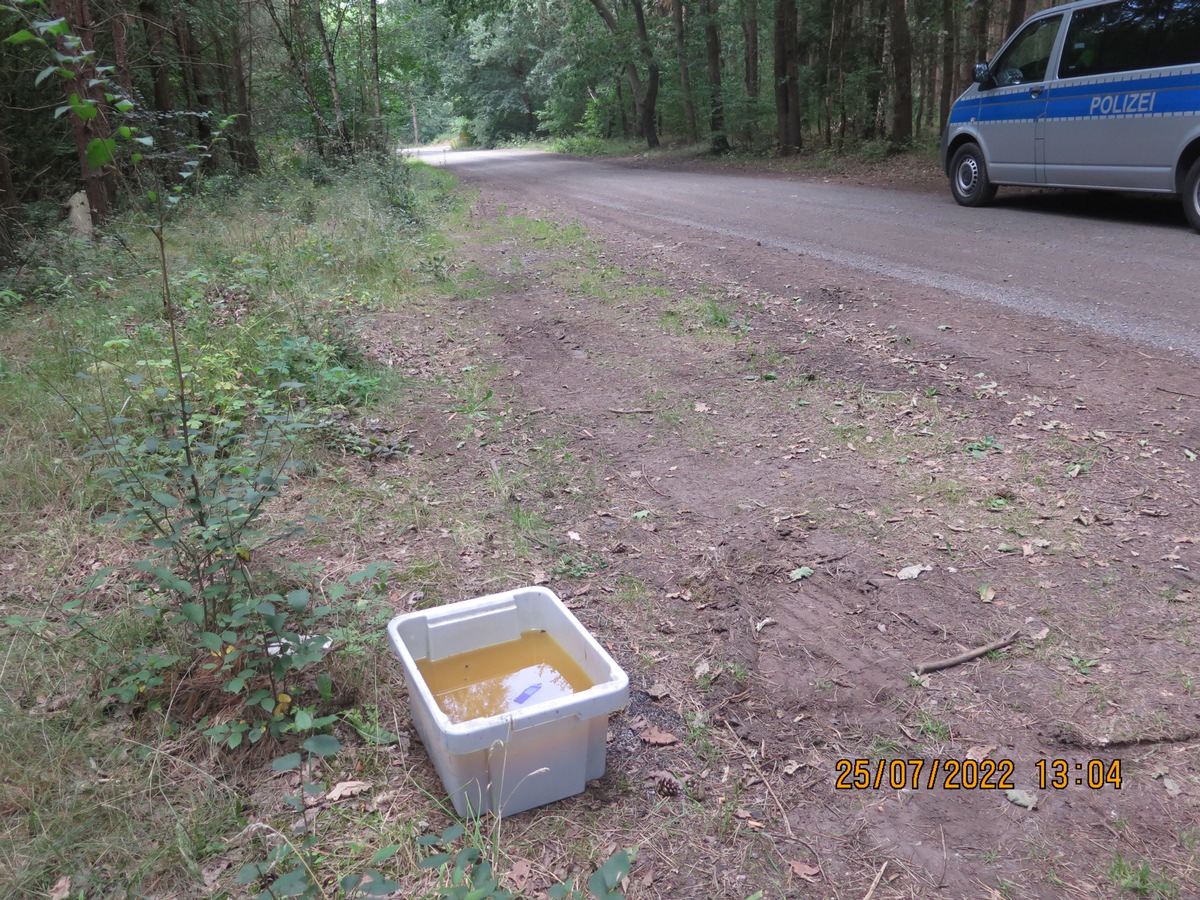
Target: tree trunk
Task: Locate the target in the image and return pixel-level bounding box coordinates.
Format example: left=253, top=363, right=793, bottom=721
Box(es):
left=629, top=0, right=660, bottom=148
left=863, top=0, right=888, bottom=140
left=887, top=0, right=914, bottom=148
left=1005, top=0, right=1027, bottom=37
left=51, top=0, right=114, bottom=224
left=176, top=13, right=214, bottom=148
left=588, top=0, right=658, bottom=148
left=111, top=4, right=134, bottom=100
left=313, top=0, right=352, bottom=156
left=370, top=0, right=383, bottom=142
left=262, top=0, right=332, bottom=154
left=229, top=20, right=260, bottom=172
left=0, top=140, right=20, bottom=263
left=139, top=0, right=174, bottom=114
left=939, top=0, right=955, bottom=132
left=616, top=76, right=629, bottom=136
left=409, top=87, right=421, bottom=144
left=963, top=0, right=991, bottom=86
left=671, top=0, right=699, bottom=143
left=701, top=0, right=728, bottom=152
left=773, top=0, right=801, bottom=154
left=741, top=0, right=758, bottom=144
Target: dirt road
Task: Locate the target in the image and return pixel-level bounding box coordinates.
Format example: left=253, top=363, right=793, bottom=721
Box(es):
left=416, top=147, right=1200, bottom=355
left=389, top=149, right=1200, bottom=897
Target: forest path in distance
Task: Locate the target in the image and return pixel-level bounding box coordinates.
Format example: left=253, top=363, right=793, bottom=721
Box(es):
left=413, top=146, right=1200, bottom=357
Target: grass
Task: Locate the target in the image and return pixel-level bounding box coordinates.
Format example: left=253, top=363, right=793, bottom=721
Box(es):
left=1107, top=854, right=1181, bottom=898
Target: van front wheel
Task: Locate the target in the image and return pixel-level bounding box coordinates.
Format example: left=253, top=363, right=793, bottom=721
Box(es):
left=1184, top=157, right=1200, bottom=233
left=950, top=144, right=997, bottom=208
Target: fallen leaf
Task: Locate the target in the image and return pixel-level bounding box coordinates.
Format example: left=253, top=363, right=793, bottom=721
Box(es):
left=967, top=744, right=996, bottom=762
left=639, top=726, right=678, bottom=746
left=734, top=808, right=752, bottom=819
left=694, top=402, right=711, bottom=413
left=567, top=530, right=582, bottom=542
left=48, top=876, right=71, bottom=900
left=1030, top=625, right=1050, bottom=641
left=979, top=585, right=995, bottom=603
left=1171, top=535, right=1196, bottom=544
left=532, top=570, right=549, bottom=585
left=788, top=860, right=821, bottom=883
left=646, top=682, right=670, bottom=700
left=694, top=660, right=711, bottom=681
left=1006, top=789, right=1038, bottom=810
left=894, top=564, right=932, bottom=580
left=327, top=780, right=371, bottom=802
left=788, top=566, right=815, bottom=581
left=782, top=759, right=803, bottom=776
left=1152, top=770, right=1183, bottom=798
left=755, top=616, right=777, bottom=633
left=508, top=858, right=533, bottom=891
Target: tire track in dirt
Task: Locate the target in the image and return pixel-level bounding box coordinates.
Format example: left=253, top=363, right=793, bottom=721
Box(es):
left=438, top=180, right=1200, bottom=898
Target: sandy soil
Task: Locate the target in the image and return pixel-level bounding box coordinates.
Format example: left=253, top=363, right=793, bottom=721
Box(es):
left=364, top=154, right=1200, bottom=898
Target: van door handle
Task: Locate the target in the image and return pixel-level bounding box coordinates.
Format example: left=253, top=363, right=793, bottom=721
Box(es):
left=1029, top=86, right=1045, bottom=98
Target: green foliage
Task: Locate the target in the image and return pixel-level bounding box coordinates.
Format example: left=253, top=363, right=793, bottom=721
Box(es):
left=419, top=825, right=634, bottom=900
left=236, top=739, right=404, bottom=899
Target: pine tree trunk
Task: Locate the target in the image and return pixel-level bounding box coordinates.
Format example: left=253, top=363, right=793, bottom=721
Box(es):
left=887, top=0, right=914, bottom=148
left=939, top=0, right=955, bottom=132
left=671, top=0, right=699, bottom=143
left=51, top=0, right=114, bottom=224
left=1005, top=0, right=1027, bottom=36
left=229, top=20, right=261, bottom=172
left=139, top=0, right=174, bottom=114
left=702, top=0, right=728, bottom=152
left=741, top=0, right=758, bottom=145
left=773, top=0, right=801, bottom=154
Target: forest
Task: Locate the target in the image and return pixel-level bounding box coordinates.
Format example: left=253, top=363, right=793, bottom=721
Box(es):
left=1, top=0, right=1048, bottom=250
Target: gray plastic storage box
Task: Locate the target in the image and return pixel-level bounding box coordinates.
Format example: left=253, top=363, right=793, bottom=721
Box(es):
left=386, top=586, right=629, bottom=817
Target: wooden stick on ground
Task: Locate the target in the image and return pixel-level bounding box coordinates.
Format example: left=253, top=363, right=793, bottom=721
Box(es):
left=914, top=629, right=1021, bottom=675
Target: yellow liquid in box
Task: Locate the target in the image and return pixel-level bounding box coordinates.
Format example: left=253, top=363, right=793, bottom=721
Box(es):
left=417, top=630, right=594, bottom=724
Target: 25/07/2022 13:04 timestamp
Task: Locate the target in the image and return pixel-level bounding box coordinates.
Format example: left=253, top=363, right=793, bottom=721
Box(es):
left=834, top=758, right=1123, bottom=791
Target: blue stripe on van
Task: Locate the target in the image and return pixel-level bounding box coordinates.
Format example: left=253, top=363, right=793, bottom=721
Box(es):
left=963, top=69, right=1200, bottom=123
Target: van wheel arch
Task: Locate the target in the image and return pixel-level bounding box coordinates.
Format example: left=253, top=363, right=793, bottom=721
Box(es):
left=949, top=142, right=998, bottom=208
left=1183, top=157, right=1200, bottom=234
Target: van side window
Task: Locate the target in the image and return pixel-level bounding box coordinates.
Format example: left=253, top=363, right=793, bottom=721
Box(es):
left=990, top=15, right=1063, bottom=87
left=1062, top=0, right=1200, bottom=78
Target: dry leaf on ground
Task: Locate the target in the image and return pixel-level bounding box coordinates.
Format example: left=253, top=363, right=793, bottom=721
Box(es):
left=508, top=858, right=533, bottom=891
left=328, top=780, right=371, bottom=802
left=788, top=860, right=821, bottom=883
left=639, top=726, right=678, bottom=746
left=893, top=564, right=932, bottom=580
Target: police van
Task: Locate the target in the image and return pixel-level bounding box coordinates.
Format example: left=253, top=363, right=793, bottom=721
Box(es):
left=940, top=0, right=1200, bottom=231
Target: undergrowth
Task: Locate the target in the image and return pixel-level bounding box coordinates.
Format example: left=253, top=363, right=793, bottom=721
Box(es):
left=0, top=154, right=467, bottom=897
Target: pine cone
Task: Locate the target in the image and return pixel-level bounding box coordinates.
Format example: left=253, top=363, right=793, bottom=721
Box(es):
left=649, top=770, right=683, bottom=797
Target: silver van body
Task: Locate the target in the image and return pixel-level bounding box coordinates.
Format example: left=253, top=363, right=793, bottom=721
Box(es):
left=940, top=0, right=1200, bottom=230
